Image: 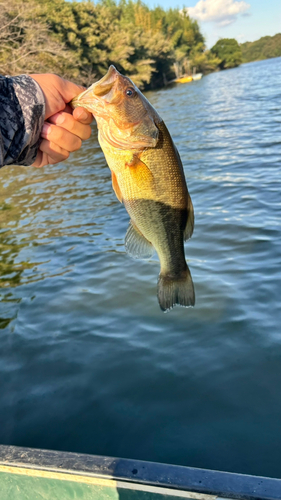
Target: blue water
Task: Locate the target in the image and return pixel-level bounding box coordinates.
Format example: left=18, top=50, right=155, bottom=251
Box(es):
left=0, top=57, right=281, bottom=478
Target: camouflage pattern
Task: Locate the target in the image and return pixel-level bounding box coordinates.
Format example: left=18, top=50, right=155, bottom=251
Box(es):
left=0, top=75, right=45, bottom=167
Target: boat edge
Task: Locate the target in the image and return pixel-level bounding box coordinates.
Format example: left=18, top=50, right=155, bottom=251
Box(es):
left=0, top=445, right=280, bottom=500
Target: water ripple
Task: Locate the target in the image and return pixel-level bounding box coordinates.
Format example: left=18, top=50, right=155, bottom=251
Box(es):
left=0, top=58, right=281, bottom=478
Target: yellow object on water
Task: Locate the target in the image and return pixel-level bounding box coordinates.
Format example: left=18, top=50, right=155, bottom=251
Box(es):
left=72, top=66, right=195, bottom=311
left=174, top=76, right=193, bottom=84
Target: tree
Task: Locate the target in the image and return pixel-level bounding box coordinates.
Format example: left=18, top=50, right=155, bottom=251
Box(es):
left=0, top=0, right=76, bottom=77
left=211, top=38, right=242, bottom=69
left=1, top=0, right=222, bottom=89
left=241, top=33, right=281, bottom=63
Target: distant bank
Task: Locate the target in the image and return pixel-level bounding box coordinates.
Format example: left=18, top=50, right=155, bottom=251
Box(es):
left=241, top=33, right=281, bottom=63
left=1, top=0, right=280, bottom=90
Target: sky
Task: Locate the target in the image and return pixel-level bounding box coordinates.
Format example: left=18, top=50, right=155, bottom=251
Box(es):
left=142, top=0, right=281, bottom=48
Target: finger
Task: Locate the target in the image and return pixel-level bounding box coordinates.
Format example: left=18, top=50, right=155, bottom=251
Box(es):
left=41, top=122, right=83, bottom=151
left=32, top=150, right=60, bottom=168
left=47, top=114, right=91, bottom=141
left=64, top=104, right=74, bottom=115
left=39, top=138, right=70, bottom=163
left=49, top=105, right=93, bottom=125
left=30, top=74, right=87, bottom=119
left=32, top=150, right=44, bottom=168
left=56, top=76, right=86, bottom=103
left=73, top=107, right=94, bottom=125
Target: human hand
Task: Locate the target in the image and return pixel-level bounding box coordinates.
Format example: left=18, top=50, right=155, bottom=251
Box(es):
left=30, top=74, right=93, bottom=167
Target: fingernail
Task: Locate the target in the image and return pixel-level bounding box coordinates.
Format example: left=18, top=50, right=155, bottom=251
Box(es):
left=52, top=113, right=65, bottom=125
left=41, top=123, right=52, bottom=138
left=78, top=109, right=88, bottom=120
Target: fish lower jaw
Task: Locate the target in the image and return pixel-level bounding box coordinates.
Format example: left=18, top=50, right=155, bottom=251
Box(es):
left=71, top=95, right=104, bottom=115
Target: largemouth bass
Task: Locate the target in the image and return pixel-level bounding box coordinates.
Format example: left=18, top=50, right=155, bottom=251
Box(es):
left=72, top=65, right=195, bottom=311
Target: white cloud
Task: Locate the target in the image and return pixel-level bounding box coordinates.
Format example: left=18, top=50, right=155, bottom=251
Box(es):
left=187, top=0, right=250, bottom=27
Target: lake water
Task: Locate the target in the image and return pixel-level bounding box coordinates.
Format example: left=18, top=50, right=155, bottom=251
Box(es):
left=0, top=57, right=281, bottom=479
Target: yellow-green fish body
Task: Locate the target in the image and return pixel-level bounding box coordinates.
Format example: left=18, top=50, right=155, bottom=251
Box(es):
left=72, top=66, right=195, bottom=311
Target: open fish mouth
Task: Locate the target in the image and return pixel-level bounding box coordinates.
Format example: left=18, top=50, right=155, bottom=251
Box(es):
left=71, top=65, right=120, bottom=112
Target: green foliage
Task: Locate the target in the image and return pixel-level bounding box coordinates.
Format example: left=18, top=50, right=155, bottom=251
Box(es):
left=241, top=34, right=281, bottom=63
left=0, top=0, right=224, bottom=89
left=211, top=38, right=242, bottom=69
left=0, top=0, right=77, bottom=77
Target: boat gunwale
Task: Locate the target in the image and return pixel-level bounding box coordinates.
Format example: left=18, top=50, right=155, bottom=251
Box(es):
left=0, top=445, right=280, bottom=500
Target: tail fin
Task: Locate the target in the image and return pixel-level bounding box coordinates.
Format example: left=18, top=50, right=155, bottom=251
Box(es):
left=157, top=267, right=195, bottom=312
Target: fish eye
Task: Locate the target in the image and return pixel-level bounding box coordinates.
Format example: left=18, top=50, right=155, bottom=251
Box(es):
left=125, top=87, right=136, bottom=98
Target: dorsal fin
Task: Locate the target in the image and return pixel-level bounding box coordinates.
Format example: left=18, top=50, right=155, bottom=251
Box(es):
left=172, top=145, right=194, bottom=241
left=184, top=192, right=194, bottom=241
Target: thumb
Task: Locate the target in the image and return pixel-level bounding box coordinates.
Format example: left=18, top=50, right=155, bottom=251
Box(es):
left=30, top=74, right=86, bottom=119
left=57, top=78, right=86, bottom=103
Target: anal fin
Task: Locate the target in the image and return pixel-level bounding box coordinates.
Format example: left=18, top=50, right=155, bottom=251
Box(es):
left=111, top=171, right=123, bottom=203
left=125, top=221, right=154, bottom=260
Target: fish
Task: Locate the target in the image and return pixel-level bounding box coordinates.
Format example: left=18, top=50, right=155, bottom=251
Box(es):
left=71, top=65, right=195, bottom=312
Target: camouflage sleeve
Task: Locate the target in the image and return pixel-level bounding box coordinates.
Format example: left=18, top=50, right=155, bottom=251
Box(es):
left=0, top=75, right=45, bottom=167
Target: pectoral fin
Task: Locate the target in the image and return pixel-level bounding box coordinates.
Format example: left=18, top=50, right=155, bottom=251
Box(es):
left=126, top=155, right=154, bottom=191
left=125, top=221, right=154, bottom=259
left=111, top=171, right=123, bottom=203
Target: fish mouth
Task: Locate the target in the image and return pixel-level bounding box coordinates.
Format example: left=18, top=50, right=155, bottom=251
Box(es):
left=93, top=65, right=120, bottom=96
left=71, top=65, right=120, bottom=112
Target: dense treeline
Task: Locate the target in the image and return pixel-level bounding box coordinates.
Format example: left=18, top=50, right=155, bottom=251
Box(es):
left=241, top=33, right=281, bottom=63
left=0, top=0, right=221, bottom=89
left=211, top=39, right=242, bottom=69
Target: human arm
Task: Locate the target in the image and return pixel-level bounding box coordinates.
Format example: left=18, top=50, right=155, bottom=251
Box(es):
left=0, top=74, right=44, bottom=167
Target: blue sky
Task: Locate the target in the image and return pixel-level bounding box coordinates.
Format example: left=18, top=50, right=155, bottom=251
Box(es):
left=142, top=0, right=281, bottom=47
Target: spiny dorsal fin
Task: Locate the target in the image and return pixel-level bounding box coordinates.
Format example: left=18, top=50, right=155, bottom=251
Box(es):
left=125, top=221, right=154, bottom=260
left=184, top=192, right=194, bottom=241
